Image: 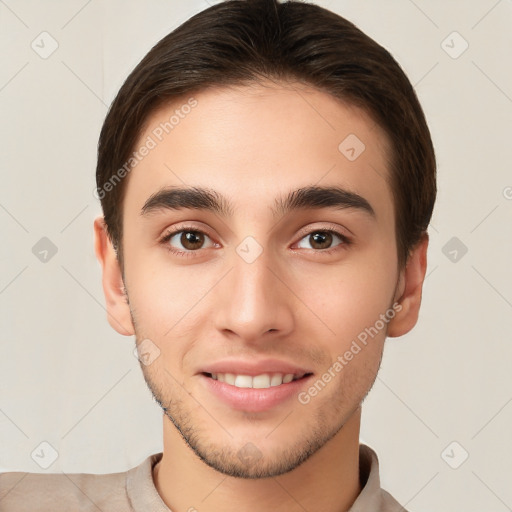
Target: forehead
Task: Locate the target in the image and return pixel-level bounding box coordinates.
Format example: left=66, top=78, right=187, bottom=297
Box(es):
left=123, top=81, right=394, bottom=227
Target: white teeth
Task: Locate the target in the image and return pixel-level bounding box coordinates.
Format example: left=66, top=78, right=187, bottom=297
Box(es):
left=282, top=373, right=294, bottom=384
left=252, top=374, right=271, bottom=388
left=270, top=374, right=283, bottom=386
left=210, top=372, right=299, bottom=389
left=224, top=373, right=236, bottom=385
left=234, top=375, right=253, bottom=388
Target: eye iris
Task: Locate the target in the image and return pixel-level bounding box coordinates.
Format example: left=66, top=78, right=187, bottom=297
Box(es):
left=310, top=231, right=332, bottom=249
left=181, top=231, right=204, bottom=250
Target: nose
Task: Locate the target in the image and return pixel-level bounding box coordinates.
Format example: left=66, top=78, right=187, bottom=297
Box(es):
left=213, top=246, right=295, bottom=343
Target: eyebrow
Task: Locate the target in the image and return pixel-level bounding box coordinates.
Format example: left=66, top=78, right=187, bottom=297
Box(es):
left=140, top=185, right=376, bottom=219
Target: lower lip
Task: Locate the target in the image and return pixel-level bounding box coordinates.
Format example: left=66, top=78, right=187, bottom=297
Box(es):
left=200, top=374, right=313, bottom=413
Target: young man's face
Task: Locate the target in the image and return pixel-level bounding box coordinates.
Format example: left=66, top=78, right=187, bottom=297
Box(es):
left=95, top=81, right=427, bottom=478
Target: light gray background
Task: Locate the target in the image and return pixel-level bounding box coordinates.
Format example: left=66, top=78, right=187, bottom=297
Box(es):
left=1, top=1, right=511, bottom=511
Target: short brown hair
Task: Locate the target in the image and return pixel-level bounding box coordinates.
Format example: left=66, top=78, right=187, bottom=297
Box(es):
left=96, top=0, right=436, bottom=271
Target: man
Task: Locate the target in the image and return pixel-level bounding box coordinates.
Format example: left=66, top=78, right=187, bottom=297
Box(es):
left=0, top=0, right=436, bottom=510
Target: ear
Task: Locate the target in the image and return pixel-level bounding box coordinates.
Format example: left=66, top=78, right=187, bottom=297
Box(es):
left=387, top=232, right=429, bottom=338
left=93, top=216, right=134, bottom=336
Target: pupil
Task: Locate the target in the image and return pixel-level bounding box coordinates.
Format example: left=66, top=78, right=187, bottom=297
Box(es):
left=183, top=231, right=203, bottom=249
left=312, top=232, right=331, bottom=249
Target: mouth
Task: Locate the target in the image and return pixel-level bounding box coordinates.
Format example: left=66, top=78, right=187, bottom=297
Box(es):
left=203, top=371, right=312, bottom=389
left=200, top=370, right=314, bottom=412
left=198, top=359, right=315, bottom=412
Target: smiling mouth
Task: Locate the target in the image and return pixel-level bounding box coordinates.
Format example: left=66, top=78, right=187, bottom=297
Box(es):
left=203, top=372, right=313, bottom=389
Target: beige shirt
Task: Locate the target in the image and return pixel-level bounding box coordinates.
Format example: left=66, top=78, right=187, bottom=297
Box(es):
left=0, top=443, right=407, bottom=511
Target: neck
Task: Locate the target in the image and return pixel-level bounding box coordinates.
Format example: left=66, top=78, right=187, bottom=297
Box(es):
left=153, top=407, right=362, bottom=512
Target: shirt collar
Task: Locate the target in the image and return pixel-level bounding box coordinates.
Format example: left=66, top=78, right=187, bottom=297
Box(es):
left=348, top=443, right=383, bottom=511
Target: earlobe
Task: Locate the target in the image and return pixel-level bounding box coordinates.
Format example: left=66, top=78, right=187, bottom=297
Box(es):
left=93, top=216, right=135, bottom=336
left=387, top=233, right=429, bottom=338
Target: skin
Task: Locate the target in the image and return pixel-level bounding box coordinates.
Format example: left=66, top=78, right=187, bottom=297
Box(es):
left=94, top=80, right=428, bottom=512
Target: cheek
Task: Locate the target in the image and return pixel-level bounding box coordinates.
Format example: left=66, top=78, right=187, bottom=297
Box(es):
left=294, top=256, right=397, bottom=347
left=125, top=252, right=218, bottom=344
left=297, top=266, right=393, bottom=409
left=297, top=330, right=384, bottom=414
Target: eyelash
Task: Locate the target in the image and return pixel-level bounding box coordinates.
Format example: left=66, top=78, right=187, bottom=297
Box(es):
left=158, top=224, right=352, bottom=258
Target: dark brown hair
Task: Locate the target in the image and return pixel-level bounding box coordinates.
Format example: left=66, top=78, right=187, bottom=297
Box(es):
left=96, top=0, right=436, bottom=271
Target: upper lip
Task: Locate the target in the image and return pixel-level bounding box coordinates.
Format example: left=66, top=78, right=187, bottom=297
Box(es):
left=199, top=359, right=313, bottom=378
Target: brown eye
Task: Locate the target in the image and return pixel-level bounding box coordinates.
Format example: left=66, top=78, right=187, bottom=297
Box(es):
left=296, top=229, right=348, bottom=252
left=179, top=231, right=205, bottom=250
left=161, top=227, right=216, bottom=255
left=309, top=231, right=333, bottom=250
